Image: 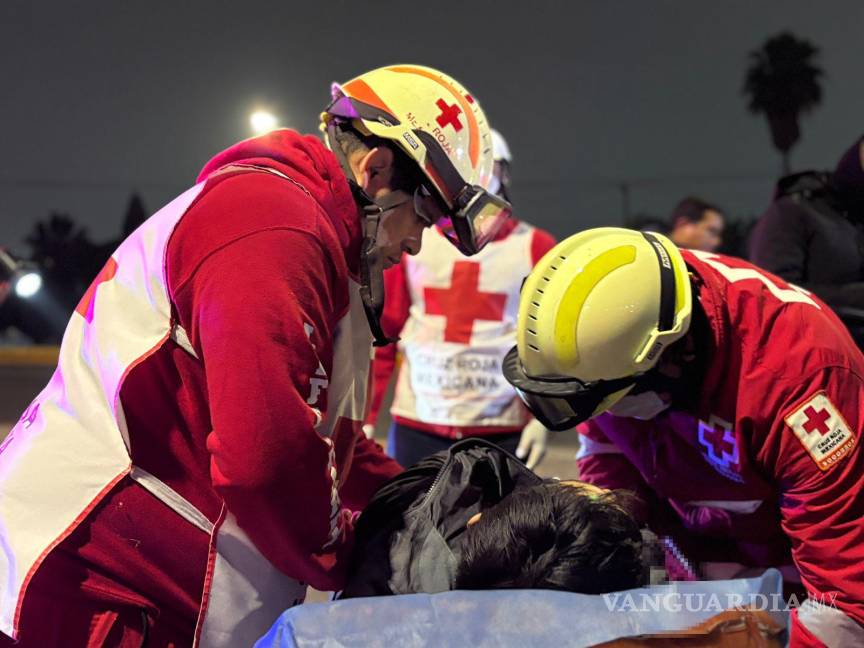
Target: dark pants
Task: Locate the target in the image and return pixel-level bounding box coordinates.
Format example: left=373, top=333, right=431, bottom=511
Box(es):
left=387, top=421, right=522, bottom=467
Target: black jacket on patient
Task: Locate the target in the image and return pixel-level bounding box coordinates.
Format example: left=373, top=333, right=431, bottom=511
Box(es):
left=340, top=439, right=645, bottom=598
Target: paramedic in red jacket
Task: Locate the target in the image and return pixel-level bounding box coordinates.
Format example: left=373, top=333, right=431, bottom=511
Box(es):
left=366, top=129, right=556, bottom=469
left=0, top=65, right=508, bottom=647
left=504, top=227, right=864, bottom=647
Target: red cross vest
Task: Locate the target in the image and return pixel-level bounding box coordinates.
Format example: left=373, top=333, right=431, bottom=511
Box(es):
left=391, top=224, right=538, bottom=434
left=0, top=166, right=372, bottom=645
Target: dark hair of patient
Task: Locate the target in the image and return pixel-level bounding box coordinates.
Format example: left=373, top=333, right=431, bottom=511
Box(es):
left=455, top=482, right=645, bottom=594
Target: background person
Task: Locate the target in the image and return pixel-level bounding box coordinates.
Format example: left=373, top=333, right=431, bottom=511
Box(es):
left=750, top=134, right=864, bottom=345
left=667, top=196, right=726, bottom=252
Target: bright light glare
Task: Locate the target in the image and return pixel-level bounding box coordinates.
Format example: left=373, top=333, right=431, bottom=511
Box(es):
left=250, top=110, right=278, bottom=134
left=14, top=272, right=42, bottom=298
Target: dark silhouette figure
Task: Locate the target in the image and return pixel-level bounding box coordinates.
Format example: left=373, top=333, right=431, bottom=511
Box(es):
left=750, top=136, right=864, bottom=347
left=743, top=32, right=824, bottom=175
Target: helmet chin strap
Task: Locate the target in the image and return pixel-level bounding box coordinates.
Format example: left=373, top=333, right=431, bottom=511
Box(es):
left=354, top=184, right=407, bottom=347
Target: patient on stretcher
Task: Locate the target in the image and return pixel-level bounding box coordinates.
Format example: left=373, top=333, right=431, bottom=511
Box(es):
left=340, top=438, right=646, bottom=598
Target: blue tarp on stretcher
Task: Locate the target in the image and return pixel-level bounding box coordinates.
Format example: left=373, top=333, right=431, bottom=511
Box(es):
left=256, top=569, right=787, bottom=647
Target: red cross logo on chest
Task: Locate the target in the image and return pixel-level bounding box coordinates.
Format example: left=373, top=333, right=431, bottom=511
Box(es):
left=702, top=424, right=735, bottom=459
left=435, top=98, right=464, bottom=132
left=802, top=406, right=832, bottom=436
left=424, top=261, right=507, bottom=344
left=697, top=415, right=739, bottom=470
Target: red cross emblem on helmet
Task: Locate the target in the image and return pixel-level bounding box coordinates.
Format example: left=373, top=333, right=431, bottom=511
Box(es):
left=435, top=98, right=463, bottom=132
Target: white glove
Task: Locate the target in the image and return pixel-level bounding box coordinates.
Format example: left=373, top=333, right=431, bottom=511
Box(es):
left=515, top=418, right=548, bottom=470
left=362, top=424, right=375, bottom=439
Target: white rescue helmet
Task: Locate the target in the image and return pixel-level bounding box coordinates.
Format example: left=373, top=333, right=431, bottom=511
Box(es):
left=503, top=227, right=693, bottom=430
left=321, top=64, right=511, bottom=255
left=491, top=128, right=512, bottom=163
left=488, top=128, right=512, bottom=199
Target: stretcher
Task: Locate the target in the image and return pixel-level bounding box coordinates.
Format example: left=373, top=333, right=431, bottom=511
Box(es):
left=255, top=569, right=787, bottom=647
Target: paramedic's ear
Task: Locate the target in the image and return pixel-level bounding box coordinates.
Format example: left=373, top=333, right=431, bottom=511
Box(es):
left=356, top=146, right=396, bottom=199
left=467, top=512, right=482, bottom=527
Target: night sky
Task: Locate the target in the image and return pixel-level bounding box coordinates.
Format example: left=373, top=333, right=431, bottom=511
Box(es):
left=1, top=1, right=862, bottom=252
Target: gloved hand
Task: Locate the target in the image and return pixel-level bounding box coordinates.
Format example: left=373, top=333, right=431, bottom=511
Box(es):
left=362, top=424, right=375, bottom=439
left=515, top=418, right=548, bottom=470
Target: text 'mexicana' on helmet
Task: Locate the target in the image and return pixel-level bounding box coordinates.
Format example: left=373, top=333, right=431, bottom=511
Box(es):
left=517, top=227, right=693, bottom=411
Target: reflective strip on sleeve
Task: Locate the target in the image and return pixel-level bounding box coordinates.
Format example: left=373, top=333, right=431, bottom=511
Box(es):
left=575, top=435, right=624, bottom=460
left=686, top=499, right=764, bottom=514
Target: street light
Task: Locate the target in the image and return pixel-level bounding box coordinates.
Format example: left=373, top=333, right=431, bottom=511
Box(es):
left=0, top=249, right=42, bottom=299
left=250, top=110, right=278, bottom=135
left=13, top=271, right=42, bottom=298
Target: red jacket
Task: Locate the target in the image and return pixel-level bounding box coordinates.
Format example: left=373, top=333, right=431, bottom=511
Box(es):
left=31, top=131, right=401, bottom=638
left=578, top=250, right=864, bottom=642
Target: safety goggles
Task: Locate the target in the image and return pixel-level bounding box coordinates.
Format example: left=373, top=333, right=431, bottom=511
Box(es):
left=411, top=129, right=511, bottom=255
left=502, top=346, right=638, bottom=431
left=411, top=181, right=511, bottom=255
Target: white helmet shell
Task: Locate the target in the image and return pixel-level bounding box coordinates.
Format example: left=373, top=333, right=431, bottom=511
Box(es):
left=325, top=64, right=494, bottom=206
left=491, top=128, right=512, bottom=163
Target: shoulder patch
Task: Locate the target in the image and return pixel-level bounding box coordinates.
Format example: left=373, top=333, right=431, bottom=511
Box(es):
left=785, top=392, right=856, bottom=471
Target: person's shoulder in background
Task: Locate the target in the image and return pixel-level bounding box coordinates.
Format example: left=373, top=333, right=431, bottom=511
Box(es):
left=525, top=223, right=557, bottom=266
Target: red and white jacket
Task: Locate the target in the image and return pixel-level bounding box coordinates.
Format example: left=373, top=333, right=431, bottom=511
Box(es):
left=578, top=250, right=864, bottom=646
left=367, top=221, right=556, bottom=438
left=0, top=130, right=401, bottom=646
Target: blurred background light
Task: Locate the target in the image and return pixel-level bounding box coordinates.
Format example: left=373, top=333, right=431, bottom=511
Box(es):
left=14, top=272, right=42, bottom=299
left=250, top=110, right=278, bottom=134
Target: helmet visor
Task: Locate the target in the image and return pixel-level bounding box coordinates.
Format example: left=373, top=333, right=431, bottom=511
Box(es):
left=502, top=346, right=637, bottom=430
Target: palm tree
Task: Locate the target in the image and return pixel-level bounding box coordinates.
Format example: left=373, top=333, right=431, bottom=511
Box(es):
left=743, top=32, right=824, bottom=175
left=25, top=213, right=101, bottom=310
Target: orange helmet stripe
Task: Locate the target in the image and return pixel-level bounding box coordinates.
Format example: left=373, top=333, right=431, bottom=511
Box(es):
left=342, top=78, right=396, bottom=119
left=388, top=65, right=480, bottom=168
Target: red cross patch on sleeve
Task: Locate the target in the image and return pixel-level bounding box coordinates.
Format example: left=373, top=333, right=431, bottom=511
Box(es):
left=784, top=392, right=857, bottom=471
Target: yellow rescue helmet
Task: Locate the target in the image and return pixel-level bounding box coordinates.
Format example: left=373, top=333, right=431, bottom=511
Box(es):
left=503, top=228, right=692, bottom=429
